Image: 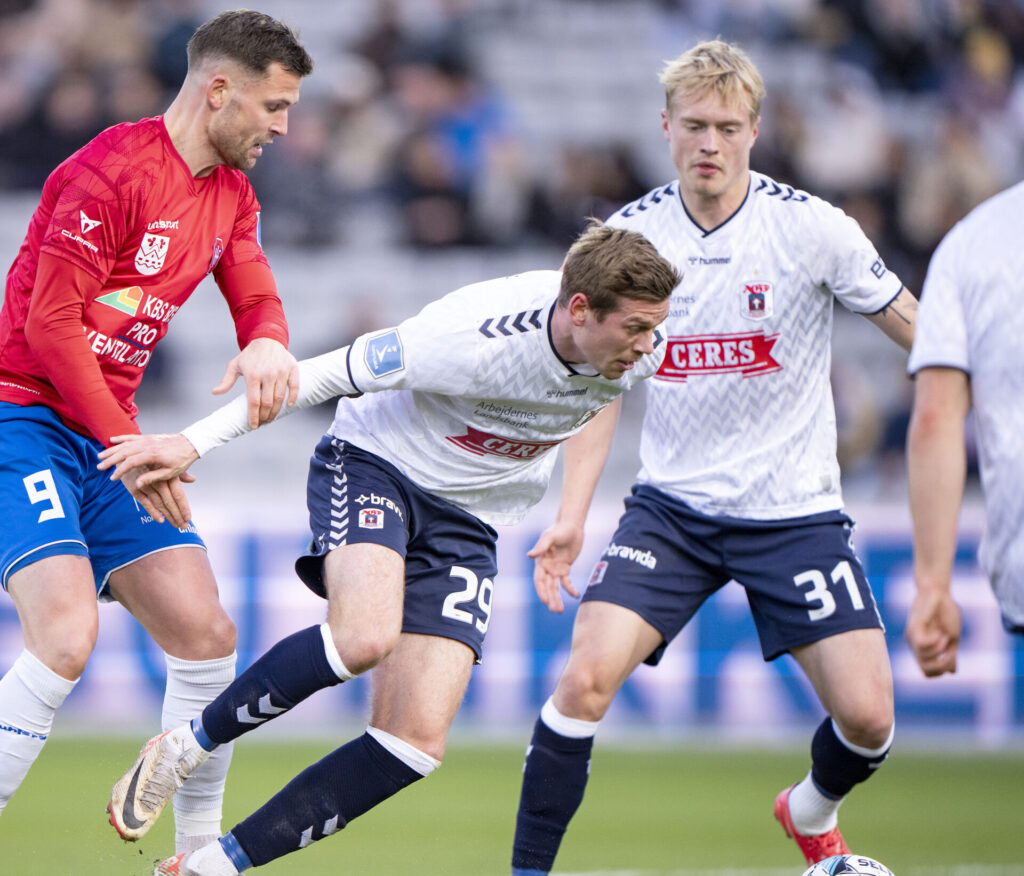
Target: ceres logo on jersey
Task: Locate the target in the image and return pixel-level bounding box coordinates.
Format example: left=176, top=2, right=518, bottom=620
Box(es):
left=447, top=426, right=561, bottom=460
left=135, top=233, right=170, bottom=276
left=364, top=330, right=405, bottom=378
left=657, top=332, right=781, bottom=382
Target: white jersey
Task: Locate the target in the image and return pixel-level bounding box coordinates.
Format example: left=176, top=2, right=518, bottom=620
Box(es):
left=606, top=171, right=903, bottom=519
left=327, top=271, right=663, bottom=526
left=908, top=181, right=1024, bottom=624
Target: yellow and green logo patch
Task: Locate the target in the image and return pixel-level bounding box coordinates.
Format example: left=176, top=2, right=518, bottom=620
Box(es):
left=95, top=286, right=143, bottom=316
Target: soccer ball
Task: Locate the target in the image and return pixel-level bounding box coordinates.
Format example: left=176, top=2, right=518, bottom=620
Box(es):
left=801, top=855, right=894, bottom=876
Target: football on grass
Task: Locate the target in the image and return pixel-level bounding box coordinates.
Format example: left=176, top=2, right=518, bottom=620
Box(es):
left=802, top=855, right=894, bottom=876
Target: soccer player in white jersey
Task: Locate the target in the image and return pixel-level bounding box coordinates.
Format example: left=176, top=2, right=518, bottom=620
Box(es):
left=96, top=221, right=681, bottom=876
left=906, top=181, right=1024, bottom=678
left=510, top=40, right=919, bottom=874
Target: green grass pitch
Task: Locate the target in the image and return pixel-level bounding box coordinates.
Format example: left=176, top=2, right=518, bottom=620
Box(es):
left=1, top=737, right=1022, bottom=875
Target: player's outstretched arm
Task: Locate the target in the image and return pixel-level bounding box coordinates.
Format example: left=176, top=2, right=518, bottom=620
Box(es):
left=98, top=345, right=359, bottom=524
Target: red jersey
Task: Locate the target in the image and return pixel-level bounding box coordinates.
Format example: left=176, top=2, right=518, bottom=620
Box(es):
left=0, top=116, right=289, bottom=444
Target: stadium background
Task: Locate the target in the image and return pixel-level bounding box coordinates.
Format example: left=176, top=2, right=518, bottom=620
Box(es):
left=1, top=0, right=1023, bottom=783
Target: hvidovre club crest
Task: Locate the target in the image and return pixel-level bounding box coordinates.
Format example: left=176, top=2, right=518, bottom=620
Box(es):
left=135, top=233, right=170, bottom=275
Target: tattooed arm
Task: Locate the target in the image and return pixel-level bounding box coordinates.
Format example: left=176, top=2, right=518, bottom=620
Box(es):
left=864, top=286, right=917, bottom=351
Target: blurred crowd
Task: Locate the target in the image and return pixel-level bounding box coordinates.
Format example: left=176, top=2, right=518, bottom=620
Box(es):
left=1, top=0, right=1019, bottom=495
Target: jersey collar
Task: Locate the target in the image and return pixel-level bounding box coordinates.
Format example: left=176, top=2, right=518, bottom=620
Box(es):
left=545, top=301, right=600, bottom=378
left=677, top=172, right=752, bottom=238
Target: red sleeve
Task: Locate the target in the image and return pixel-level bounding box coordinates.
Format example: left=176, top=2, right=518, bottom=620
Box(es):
left=214, top=260, right=289, bottom=350
left=24, top=253, right=140, bottom=444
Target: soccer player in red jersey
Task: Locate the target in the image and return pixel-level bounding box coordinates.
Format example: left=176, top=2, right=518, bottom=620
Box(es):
left=0, top=10, right=311, bottom=855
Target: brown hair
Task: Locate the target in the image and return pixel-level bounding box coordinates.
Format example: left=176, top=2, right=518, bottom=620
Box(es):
left=559, top=220, right=681, bottom=317
left=187, top=9, right=313, bottom=78
left=660, top=39, right=765, bottom=121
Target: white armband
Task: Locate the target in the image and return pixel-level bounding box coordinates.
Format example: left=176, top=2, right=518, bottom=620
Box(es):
left=180, top=346, right=357, bottom=457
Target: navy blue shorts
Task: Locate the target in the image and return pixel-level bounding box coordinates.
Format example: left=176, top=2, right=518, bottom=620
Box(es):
left=582, top=484, right=883, bottom=662
left=296, top=437, right=499, bottom=661
left=0, top=403, right=205, bottom=597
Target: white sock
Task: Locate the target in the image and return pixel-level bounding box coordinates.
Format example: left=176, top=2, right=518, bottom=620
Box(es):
left=366, top=726, right=440, bottom=776
left=186, top=840, right=240, bottom=876
left=163, top=652, right=236, bottom=852
left=788, top=770, right=841, bottom=834
left=0, top=650, right=76, bottom=813
left=319, top=622, right=355, bottom=681
left=540, top=696, right=600, bottom=739
left=178, top=832, right=221, bottom=856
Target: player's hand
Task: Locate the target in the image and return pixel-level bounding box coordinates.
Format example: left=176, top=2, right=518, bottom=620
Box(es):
left=528, top=520, right=585, bottom=613
left=905, top=587, right=962, bottom=678
left=98, top=433, right=198, bottom=488
left=121, top=467, right=193, bottom=529
left=214, top=337, right=299, bottom=428
left=97, top=434, right=197, bottom=528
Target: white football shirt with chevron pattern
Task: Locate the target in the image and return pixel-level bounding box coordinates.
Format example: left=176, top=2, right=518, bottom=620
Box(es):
left=329, top=270, right=665, bottom=526
left=606, top=171, right=904, bottom=519
left=908, top=181, right=1024, bottom=624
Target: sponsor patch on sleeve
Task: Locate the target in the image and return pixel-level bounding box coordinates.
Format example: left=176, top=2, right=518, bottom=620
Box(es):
left=364, top=329, right=405, bottom=378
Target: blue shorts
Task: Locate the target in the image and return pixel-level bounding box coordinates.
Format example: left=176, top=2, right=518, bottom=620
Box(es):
left=296, top=437, right=499, bottom=661
left=0, top=403, right=205, bottom=598
left=582, top=484, right=884, bottom=662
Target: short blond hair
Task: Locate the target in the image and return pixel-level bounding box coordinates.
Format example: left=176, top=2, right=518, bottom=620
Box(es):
left=659, top=39, right=765, bottom=121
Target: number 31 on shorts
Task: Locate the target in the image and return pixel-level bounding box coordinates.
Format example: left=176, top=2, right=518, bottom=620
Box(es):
left=793, top=560, right=864, bottom=621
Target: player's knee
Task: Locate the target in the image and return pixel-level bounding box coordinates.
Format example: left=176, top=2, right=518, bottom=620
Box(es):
left=836, top=706, right=894, bottom=750
left=38, top=628, right=96, bottom=680
left=205, top=611, right=237, bottom=656
left=175, top=611, right=237, bottom=660
left=333, top=628, right=398, bottom=676
left=373, top=724, right=447, bottom=764
left=555, top=662, right=617, bottom=721
left=401, top=731, right=447, bottom=763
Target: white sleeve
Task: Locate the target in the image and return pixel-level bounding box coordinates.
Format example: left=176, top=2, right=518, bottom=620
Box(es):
left=814, top=200, right=903, bottom=313
left=907, top=229, right=969, bottom=375
left=181, top=346, right=357, bottom=456
left=346, top=296, right=479, bottom=395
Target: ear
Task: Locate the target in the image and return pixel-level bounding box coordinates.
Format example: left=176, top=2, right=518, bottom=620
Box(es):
left=567, top=291, right=590, bottom=327
left=205, top=73, right=231, bottom=110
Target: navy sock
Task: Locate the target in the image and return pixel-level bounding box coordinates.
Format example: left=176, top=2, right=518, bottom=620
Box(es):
left=511, top=717, right=594, bottom=873
left=200, top=626, right=343, bottom=745
left=810, top=717, right=890, bottom=798
left=229, top=731, right=424, bottom=867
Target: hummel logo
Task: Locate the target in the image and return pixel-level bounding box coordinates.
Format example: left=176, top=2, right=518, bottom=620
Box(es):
left=236, top=693, right=287, bottom=725
left=299, top=815, right=341, bottom=848
left=478, top=309, right=542, bottom=338
left=80, top=210, right=102, bottom=234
